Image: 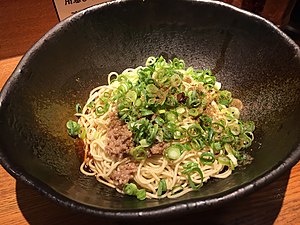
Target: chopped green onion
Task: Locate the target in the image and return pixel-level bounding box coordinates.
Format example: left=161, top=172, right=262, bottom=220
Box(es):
left=126, top=90, right=137, bottom=103
left=66, top=120, right=81, bottom=137
left=136, top=189, right=146, bottom=200
left=227, top=107, right=240, bottom=119
left=146, top=84, right=158, bottom=94
left=130, top=146, right=148, bottom=160
left=190, top=138, right=204, bottom=150
left=189, top=108, right=199, bottom=117
left=140, top=109, right=154, bottom=116
left=123, top=183, right=146, bottom=200
left=123, top=183, right=137, bottom=196
left=243, top=121, right=255, bottom=132
left=218, top=90, right=232, bottom=106
left=200, top=115, right=212, bottom=130
left=200, top=152, right=215, bottom=165
left=146, top=56, right=156, bottom=66
left=148, top=124, right=158, bottom=142
left=79, top=127, right=86, bottom=139
left=218, top=155, right=231, bottom=167
left=224, top=143, right=233, bottom=154
left=166, top=111, right=177, bottom=122
left=211, top=141, right=222, bottom=153
left=203, top=69, right=212, bottom=76
left=222, top=133, right=235, bottom=143
left=207, top=128, right=214, bottom=143
left=165, top=144, right=182, bottom=160
left=165, top=96, right=178, bottom=107
left=135, top=98, right=142, bottom=107
left=157, top=179, right=167, bottom=196
left=170, top=74, right=182, bottom=87
left=176, top=107, right=185, bottom=114
left=172, top=58, right=185, bottom=69
left=212, top=122, right=224, bottom=133
left=154, top=117, right=165, bottom=126
left=214, top=81, right=221, bottom=90
left=75, top=103, right=82, bottom=113
left=87, top=101, right=95, bottom=108
left=139, top=139, right=151, bottom=147
left=187, top=124, right=203, bottom=138
left=183, top=143, right=192, bottom=151
left=158, top=109, right=166, bottom=114
left=240, top=133, right=253, bottom=148
left=103, top=91, right=110, bottom=98
left=95, top=103, right=109, bottom=116
left=173, top=129, right=184, bottom=139
left=229, top=123, right=241, bottom=135
left=182, top=162, right=203, bottom=190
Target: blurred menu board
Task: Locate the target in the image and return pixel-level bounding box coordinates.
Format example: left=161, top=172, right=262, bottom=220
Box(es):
left=53, top=0, right=107, bottom=21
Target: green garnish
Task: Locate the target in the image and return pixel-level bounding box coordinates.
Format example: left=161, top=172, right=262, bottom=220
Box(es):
left=157, top=179, right=167, bottom=196
left=123, top=183, right=146, bottom=200
left=67, top=56, right=256, bottom=200
left=182, top=162, right=204, bottom=190
left=130, top=146, right=148, bottom=160
left=75, top=103, right=82, bottom=113
left=95, top=103, right=109, bottom=116
left=165, top=144, right=183, bottom=160
left=66, top=120, right=81, bottom=137
left=200, top=152, right=215, bottom=165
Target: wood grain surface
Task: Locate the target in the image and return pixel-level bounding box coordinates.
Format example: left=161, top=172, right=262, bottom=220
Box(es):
left=0, top=1, right=300, bottom=224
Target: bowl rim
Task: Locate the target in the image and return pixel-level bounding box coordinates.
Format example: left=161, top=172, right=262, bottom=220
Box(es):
left=1, top=0, right=300, bottom=219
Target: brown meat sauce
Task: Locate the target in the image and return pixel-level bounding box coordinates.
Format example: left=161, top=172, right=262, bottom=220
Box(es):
left=105, top=111, right=134, bottom=159
left=110, top=162, right=138, bottom=186
left=149, top=142, right=170, bottom=155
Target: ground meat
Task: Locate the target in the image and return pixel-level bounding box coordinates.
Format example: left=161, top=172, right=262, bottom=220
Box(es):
left=204, top=103, right=217, bottom=117
left=150, top=142, right=170, bottom=155
left=230, top=98, right=243, bottom=110
left=177, top=92, right=188, bottom=103
left=197, top=83, right=205, bottom=92
left=183, top=76, right=192, bottom=83
left=105, top=112, right=134, bottom=159
left=110, top=162, right=138, bottom=186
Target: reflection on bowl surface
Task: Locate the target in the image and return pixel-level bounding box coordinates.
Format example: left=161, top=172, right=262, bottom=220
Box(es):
left=0, top=0, right=300, bottom=219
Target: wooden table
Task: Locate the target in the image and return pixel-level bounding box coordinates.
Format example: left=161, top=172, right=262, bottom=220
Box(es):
left=1, top=56, right=300, bottom=225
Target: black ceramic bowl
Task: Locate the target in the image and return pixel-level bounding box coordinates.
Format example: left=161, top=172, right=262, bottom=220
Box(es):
left=1, top=0, right=300, bottom=220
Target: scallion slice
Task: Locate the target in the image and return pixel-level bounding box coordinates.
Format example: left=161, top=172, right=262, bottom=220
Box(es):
left=95, top=103, right=109, bottom=116
left=66, top=120, right=81, bottom=137
left=187, top=124, right=203, bottom=138
left=75, top=103, right=82, bottom=113
left=229, top=123, right=241, bottom=135
left=130, top=146, right=148, bottom=160
left=182, top=162, right=203, bottom=190
left=126, top=90, right=137, bottom=103
left=165, top=144, right=182, bottom=160
left=200, top=152, right=215, bottom=165
left=157, top=179, right=167, bottom=196
left=189, top=108, right=199, bottom=117
left=166, top=111, right=177, bottom=122
left=136, top=189, right=146, bottom=200
left=123, top=183, right=137, bottom=196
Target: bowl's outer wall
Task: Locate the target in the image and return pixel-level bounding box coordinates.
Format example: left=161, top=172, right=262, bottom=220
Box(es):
left=1, top=0, right=300, bottom=215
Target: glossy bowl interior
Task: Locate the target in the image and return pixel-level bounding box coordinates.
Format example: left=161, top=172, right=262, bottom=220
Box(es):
left=1, top=0, right=300, bottom=219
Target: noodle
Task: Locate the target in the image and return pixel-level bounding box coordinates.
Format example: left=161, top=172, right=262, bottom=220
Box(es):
left=66, top=56, right=255, bottom=200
